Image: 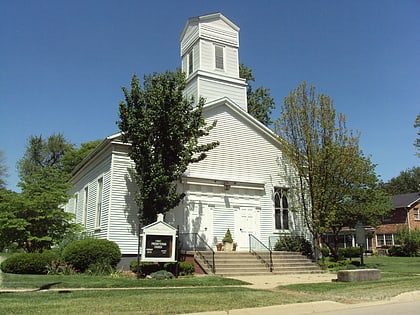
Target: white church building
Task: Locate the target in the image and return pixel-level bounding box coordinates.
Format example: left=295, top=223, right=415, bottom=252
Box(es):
left=64, top=13, right=308, bottom=258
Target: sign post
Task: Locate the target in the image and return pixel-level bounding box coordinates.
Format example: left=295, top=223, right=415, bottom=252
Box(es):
left=141, top=214, right=178, bottom=265
left=355, top=222, right=365, bottom=266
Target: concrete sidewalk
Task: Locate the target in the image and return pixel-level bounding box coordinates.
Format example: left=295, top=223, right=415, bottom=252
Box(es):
left=228, top=272, right=337, bottom=289
left=180, top=273, right=420, bottom=315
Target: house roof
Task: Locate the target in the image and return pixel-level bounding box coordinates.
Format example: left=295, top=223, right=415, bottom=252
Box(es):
left=392, top=192, right=420, bottom=208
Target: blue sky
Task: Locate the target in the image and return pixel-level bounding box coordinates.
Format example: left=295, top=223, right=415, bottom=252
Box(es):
left=1, top=0, right=419, bottom=191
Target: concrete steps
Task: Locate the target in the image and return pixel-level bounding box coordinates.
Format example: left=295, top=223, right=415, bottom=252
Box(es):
left=195, top=251, right=321, bottom=276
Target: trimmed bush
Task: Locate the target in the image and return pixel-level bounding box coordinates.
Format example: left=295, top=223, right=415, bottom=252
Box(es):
left=62, top=238, right=121, bottom=273
left=164, top=262, right=195, bottom=276
left=274, top=235, right=313, bottom=257
left=338, top=247, right=362, bottom=259
left=129, top=261, right=160, bottom=275
left=0, top=251, right=59, bottom=274
left=150, top=270, right=174, bottom=280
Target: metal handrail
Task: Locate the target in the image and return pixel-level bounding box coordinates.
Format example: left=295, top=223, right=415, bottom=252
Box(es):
left=194, top=233, right=215, bottom=274
left=179, top=232, right=215, bottom=274
left=249, top=234, right=273, bottom=272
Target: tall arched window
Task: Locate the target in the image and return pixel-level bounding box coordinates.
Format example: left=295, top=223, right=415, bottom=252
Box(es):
left=274, top=188, right=289, bottom=230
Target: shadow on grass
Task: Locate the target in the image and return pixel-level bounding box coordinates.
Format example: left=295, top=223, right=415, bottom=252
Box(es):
left=33, top=282, right=62, bottom=292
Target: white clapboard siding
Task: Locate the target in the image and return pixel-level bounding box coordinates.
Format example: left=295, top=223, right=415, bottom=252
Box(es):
left=106, top=149, right=138, bottom=254
left=198, top=76, right=246, bottom=110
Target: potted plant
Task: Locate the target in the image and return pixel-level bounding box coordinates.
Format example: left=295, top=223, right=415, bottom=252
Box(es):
left=222, top=229, right=234, bottom=251
left=216, top=243, right=223, bottom=251
left=232, top=242, right=238, bottom=251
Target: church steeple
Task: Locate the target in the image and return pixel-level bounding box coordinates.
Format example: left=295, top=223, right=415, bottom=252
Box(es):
left=180, top=13, right=247, bottom=111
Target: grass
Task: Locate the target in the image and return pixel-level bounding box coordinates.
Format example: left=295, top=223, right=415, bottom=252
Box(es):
left=2, top=255, right=420, bottom=314
left=0, top=287, right=319, bottom=315
left=0, top=273, right=246, bottom=289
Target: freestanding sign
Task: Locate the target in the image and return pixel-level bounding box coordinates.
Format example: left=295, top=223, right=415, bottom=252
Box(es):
left=141, top=214, right=177, bottom=263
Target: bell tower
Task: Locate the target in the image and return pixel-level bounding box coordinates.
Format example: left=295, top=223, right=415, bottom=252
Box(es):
left=180, top=13, right=247, bottom=111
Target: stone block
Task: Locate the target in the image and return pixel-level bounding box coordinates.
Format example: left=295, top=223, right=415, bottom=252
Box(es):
left=337, top=269, right=381, bottom=282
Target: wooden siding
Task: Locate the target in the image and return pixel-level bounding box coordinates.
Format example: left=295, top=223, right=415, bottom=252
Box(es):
left=198, top=77, right=246, bottom=110
left=199, top=40, right=239, bottom=79
left=107, top=149, right=138, bottom=254
left=184, top=103, right=307, bottom=245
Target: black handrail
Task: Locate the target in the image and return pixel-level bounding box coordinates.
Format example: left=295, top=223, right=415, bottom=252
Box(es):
left=249, top=234, right=273, bottom=272
left=194, top=233, right=215, bottom=274
left=179, top=232, right=215, bottom=274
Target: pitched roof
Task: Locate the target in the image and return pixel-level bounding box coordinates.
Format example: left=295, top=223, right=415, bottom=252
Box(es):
left=392, top=192, right=420, bottom=208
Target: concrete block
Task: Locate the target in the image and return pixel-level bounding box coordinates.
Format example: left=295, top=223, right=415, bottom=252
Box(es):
left=337, top=269, right=381, bottom=282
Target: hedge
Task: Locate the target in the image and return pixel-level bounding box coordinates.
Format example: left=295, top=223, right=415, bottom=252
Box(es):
left=62, top=238, right=121, bottom=272
left=0, top=251, right=59, bottom=274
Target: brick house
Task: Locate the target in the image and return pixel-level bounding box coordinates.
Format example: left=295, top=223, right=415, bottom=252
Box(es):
left=373, top=192, right=420, bottom=252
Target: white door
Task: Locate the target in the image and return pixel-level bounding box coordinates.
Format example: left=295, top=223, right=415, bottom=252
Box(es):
left=236, top=207, right=259, bottom=250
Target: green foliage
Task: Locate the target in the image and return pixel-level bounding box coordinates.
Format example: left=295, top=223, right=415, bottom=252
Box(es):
left=150, top=269, right=174, bottom=280
left=1, top=134, right=78, bottom=252
left=118, top=70, right=219, bottom=225
left=320, top=247, right=330, bottom=258
left=239, top=63, right=275, bottom=126
left=46, top=260, right=76, bottom=275
left=222, top=229, right=233, bottom=243
left=337, top=247, right=362, bottom=259
left=382, top=167, right=420, bottom=195
left=394, top=227, right=420, bottom=257
left=51, top=231, right=93, bottom=257
left=130, top=261, right=195, bottom=276
left=129, top=261, right=160, bottom=275
left=274, top=235, right=313, bottom=257
left=275, top=81, right=391, bottom=260
left=164, top=262, right=195, bottom=276
left=62, top=239, right=121, bottom=272
left=61, top=139, right=102, bottom=175
left=0, top=251, right=59, bottom=274
left=85, top=262, right=116, bottom=276
left=388, top=246, right=406, bottom=257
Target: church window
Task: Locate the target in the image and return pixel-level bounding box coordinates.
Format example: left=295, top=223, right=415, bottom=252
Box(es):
left=95, top=177, right=103, bottom=229
left=83, top=186, right=88, bottom=227
left=215, top=45, right=224, bottom=70
left=274, top=188, right=289, bottom=230
left=188, top=50, right=193, bottom=75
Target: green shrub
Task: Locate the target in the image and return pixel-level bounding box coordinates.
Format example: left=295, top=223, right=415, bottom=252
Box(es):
left=320, top=247, right=330, bottom=258
left=388, top=246, right=405, bottom=257
left=129, top=261, right=160, bottom=275
left=150, top=270, right=174, bottom=280
left=164, top=262, right=195, bottom=276
left=222, top=229, right=233, bottom=243
left=338, top=247, right=362, bottom=259
left=274, top=235, right=313, bottom=257
left=62, top=238, right=121, bottom=273
left=85, top=262, right=116, bottom=276
left=0, top=251, right=59, bottom=274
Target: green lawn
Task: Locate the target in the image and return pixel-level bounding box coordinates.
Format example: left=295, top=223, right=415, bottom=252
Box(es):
left=1, top=256, right=420, bottom=314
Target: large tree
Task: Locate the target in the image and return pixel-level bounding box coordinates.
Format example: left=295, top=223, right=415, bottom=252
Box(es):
left=382, top=167, right=420, bottom=195
left=275, top=82, right=391, bottom=260
left=118, top=70, right=219, bottom=226
left=7, top=134, right=77, bottom=251
left=239, top=64, right=275, bottom=126
left=61, top=139, right=102, bottom=175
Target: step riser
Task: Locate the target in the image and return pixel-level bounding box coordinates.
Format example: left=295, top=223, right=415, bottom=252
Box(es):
left=195, top=251, right=320, bottom=276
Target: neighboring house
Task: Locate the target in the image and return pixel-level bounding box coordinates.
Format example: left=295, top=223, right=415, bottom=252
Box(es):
left=323, top=192, right=420, bottom=253
left=64, top=13, right=309, bottom=259
left=373, top=192, right=420, bottom=252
